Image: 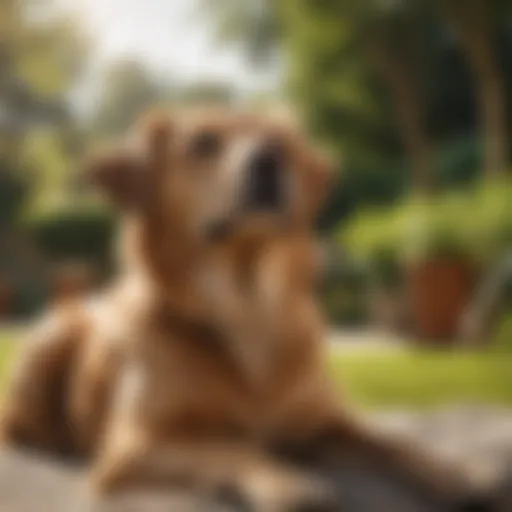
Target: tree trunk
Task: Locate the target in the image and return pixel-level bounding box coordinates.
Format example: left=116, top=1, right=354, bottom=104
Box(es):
left=365, top=35, right=434, bottom=194
left=443, top=0, right=508, bottom=175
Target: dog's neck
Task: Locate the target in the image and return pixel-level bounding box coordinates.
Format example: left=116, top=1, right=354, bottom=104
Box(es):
left=116, top=217, right=320, bottom=385
left=119, top=216, right=316, bottom=306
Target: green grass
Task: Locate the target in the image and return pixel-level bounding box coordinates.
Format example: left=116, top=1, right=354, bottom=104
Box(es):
left=0, top=331, right=511, bottom=408
left=0, top=335, right=17, bottom=389
left=329, top=349, right=512, bottom=408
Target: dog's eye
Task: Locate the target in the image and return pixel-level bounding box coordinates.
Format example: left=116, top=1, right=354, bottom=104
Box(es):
left=189, top=132, right=222, bottom=159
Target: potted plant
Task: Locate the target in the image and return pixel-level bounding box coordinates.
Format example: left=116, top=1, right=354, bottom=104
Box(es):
left=403, top=195, right=478, bottom=342
left=340, top=181, right=512, bottom=342
left=341, top=204, right=411, bottom=333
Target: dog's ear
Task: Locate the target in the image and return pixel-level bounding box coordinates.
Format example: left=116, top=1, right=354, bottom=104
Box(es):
left=141, top=112, right=174, bottom=180
left=83, top=145, right=146, bottom=209
left=83, top=112, right=174, bottom=209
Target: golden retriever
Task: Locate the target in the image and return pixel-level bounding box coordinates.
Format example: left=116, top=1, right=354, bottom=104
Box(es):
left=0, top=109, right=483, bottom=511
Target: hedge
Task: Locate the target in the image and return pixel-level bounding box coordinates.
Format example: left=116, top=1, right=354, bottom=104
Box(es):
left=22, top=199, right=116, bottom=264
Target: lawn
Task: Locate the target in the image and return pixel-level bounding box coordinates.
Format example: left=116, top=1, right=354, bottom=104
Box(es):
left=329, top=349, right=512, bottom=408
left=0, top=335, right=17, bottom=390
left=0, top=332, right=511, bottom=408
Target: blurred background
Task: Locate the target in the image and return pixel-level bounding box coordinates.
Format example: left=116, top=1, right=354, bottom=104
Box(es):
left=0, top=0, right=511, bottom=410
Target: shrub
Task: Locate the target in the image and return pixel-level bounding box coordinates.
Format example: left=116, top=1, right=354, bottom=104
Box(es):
left=494, top=314, right=512, bottom=352
left=340, top=178, right=512, bottom=266
left=0, top=161, right=30, bottom=228
left=320, top=248, right=370, bottom=326
left=22, top=199, right=116, bottom=265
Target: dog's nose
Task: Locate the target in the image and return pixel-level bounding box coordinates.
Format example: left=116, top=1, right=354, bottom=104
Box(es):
left=246, top=142, right=284, bottom=211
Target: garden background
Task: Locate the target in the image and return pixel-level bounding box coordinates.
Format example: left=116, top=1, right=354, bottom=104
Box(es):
left=0, top=0, right=511, bottom=408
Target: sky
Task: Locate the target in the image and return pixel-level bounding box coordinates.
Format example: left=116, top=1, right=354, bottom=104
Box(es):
left=60, top=0, right=281, bottom=108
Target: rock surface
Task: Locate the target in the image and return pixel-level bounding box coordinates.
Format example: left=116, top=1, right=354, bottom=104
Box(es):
left=0, top=407, right=511, bottom=511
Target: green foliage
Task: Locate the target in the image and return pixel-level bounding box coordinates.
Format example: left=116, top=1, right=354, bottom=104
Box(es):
left=21, top=128, right=72, bottom=204
left=320, top=254, right=370, bottom=326
left=494, top=314, right=512, bottom=352
left=199, top=0, right=279, bottom=65
left=0, top=336, right=17, bottom=390
left=0, top=0, right=88, bottom=133
left=341, top=179, right=512, bottom=264
left=14, top=14, right=89, bottom=98
left=436, top=136, right=482, bottom=188
left=370, top=247, right=404, bottom=289
left=0, top=161, right=29, bottom=228
left=90, top=59, right=168, bottom=137
left=10, top=280, right=47, bottom=318
left=282, top=0, right=430, bottom=167
left=23, top=200, right=116, bottom=264
left=322, top=288, right=369, bottom=326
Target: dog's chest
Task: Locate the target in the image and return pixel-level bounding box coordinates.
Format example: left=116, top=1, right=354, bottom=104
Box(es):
left=131, top=325, right=318, bottom=441
left=113, top=241, right=323, bottom=440
left=195, top=249, right=288, bottom=379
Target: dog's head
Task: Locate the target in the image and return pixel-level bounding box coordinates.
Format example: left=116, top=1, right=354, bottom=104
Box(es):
left=85, top=109, right=332, bottom=247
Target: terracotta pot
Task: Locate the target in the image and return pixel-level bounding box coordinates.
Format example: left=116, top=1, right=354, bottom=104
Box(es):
left=407, top=258, right=475, bottom=341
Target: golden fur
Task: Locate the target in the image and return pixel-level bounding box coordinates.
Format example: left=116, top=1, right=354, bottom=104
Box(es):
left=0, top=109, right=476, bottom=510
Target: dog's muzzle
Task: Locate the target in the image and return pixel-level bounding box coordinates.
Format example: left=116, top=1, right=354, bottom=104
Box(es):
left=205, top=142, right=288, bottom=243
left=244, top=142, right=285, bottom=212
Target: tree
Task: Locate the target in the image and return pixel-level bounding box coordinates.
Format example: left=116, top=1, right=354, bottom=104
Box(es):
left=0, top=0, right=89, bottom=224
left=359, top=5, right=435, bottom=192
left=90, top=60, right=169, bottom=137
left=282, top=1, right=437, bottom=193
left=436, top=0, right=509, bottom=176
left=0, top=0, right=88, bottom=137
left=199, top=0, right=278, bottom=65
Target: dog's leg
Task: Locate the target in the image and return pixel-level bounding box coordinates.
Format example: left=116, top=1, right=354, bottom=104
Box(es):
left=92, top=433, right=338, bottom=511
left=292, top=411, right=488, bottom=509
left=0, top=307, right=83, bottom=455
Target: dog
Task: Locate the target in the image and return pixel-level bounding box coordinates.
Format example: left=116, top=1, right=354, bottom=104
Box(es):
left=0, top=108, right=486, bottom=511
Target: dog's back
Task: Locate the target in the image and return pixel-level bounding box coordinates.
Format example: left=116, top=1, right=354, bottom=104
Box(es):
left=0, top=300, right=88, bottom=456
